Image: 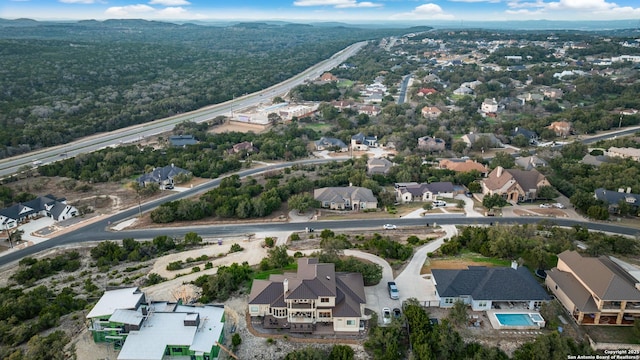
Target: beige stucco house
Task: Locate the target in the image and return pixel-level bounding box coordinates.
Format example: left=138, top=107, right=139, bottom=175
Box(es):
left=546, top=251, right=640, bottom=326
left=481, top=166, right=550, bottom=203
left=248, top=258, right=366, bottom=334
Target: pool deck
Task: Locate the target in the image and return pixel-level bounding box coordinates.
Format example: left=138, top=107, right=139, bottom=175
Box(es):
left=486, top=309, right=544, bottom=330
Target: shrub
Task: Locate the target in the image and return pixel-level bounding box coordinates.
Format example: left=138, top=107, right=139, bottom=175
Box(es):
left=290, top=233, right=300, bottom=241
left=229, top=243, right=243, bottom=253
left=192, top=266, right=201, bottom=273
left=166, top=261, right=183, bottom=271
left=264, top=237, right=275, bottom=248
left=407, top=236, right=420, bottom=245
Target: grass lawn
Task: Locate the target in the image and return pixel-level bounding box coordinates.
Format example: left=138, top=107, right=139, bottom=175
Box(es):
left=337, top=79, right=354, bottom=88
left=302, top=123, right=332, bottom=132
left=584, top=325, right=640, bottom=344
left=252, top=263, right=298, bottom=280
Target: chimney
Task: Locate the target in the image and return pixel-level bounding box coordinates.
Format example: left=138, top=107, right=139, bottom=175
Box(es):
left=497, top=166, right=504, bottom=178
left=511, top=260, right=518, bottom=270
left=283, top=278, right=289, bottom=294
left=618, top=188, right=625, bottom=193
left=171, top=163, right=175, bottom=168
left=627, top=187, right=632, bottom=194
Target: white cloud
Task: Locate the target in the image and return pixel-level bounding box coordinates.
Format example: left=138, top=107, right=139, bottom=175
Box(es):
left=293, top=0, right=382, bottom=8
left=157, top=6, right=188, bottom=16
left=505, top=0, right=640, bottom=19
left=148, top=0, right=191, bottom=5
left=59, top=0, right=96, bottom=3
left=104, top=4, right=200, bottom=19
left=391, top=3, right=455, bottom=20
left=105, top=4, right=156, bottom=17
left=449, top=0, right=500, bottom=2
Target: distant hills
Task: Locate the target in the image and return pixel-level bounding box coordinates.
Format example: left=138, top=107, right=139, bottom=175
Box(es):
left=1, top=17, right=639, bottom=31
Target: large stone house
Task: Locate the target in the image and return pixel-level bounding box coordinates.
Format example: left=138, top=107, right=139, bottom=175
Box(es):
left=248, top=258, right=366, bottom=334
left=367, top=158, right=393, bottom=175
left=314, top=186, right=377, bottom=211
left=481, top=166, right=550, bottom=203
left=547, top=121, right=572, bottom=137
left=546, top=251, right=640, bottom=326
left=0, top=194, right=78, bottom=229
left=460, top=133, right=502, bottom=148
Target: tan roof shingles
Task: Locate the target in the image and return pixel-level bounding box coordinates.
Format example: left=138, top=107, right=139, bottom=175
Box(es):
left=557, top=250, right=640, bottom=301
left=439, top=159, right=488, bottom=173
left=546, top=268, right=599, bottom=312
left=483, top=167, right=546, bottom=192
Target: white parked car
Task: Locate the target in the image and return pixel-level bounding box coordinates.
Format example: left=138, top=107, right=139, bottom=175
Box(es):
left=553, top=203, right=566, bottom=209
left=382, top=307, right=392, bottom=325
left=383, top=224, right=397, bottom=230
left=539, top=203, right=552, bottom=208
left=432, top=200, right=447, bottom=207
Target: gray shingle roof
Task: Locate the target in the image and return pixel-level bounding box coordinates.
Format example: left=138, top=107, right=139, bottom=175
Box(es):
left=137, top=164, right=190, bottom=184
left=433, top=266, right=551, bottom=301
left=595, top=188, right=640, bottom=206
left=0, top=194, right=70, bottom=222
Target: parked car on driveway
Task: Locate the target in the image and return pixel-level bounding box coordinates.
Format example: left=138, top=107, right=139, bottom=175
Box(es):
left=387, top=281, right=399, bottom=300
left=383, top=224, right=397, bottom=230
left=382, top=307, right=391, bottom=325
left=393, top=308, right=402, bottom=319
left=553, top=203, right=566, bottom=209
left=433, top=200, right=447, bottom=207
left=539, top=203, right=552, bottom=208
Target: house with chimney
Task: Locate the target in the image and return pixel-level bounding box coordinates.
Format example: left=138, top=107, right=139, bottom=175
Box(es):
left=417, top=88, right=438, bottom=97
left=546, top=250, right=640, bottom=326
left=481, top=166, right=550, bottom=203
left=432, top=261, right=551, bottom=311
left=248, top=258, right=366, bottom=334
left=460, top=133, right=503, bottom=149
left=594, top=188, right=640, bottom=213
left=228, top=141, right=257, bottom=155
left=480, top=98, right=498, bottom=114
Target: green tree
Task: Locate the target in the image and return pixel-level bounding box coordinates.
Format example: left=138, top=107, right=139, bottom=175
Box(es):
left=490, top=152, right=515, bottom=169
left=447, top=300, right=468, bottom=328
left=329, top=345, right=354, bottom=360
left=538, top=186, right=559, bottom=200
left=483, top=193, right=508, bottom=209
left=231, top=333, right=242, bottom=351
left=288, top=193, right=319, bottom=214
left=267, top=245, right=292, bottom=269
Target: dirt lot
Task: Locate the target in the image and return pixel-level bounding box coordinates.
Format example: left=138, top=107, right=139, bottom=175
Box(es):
left=209, top=121, right=269, bottom=134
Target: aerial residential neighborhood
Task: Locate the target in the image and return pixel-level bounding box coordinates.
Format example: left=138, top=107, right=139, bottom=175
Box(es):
left=1, top=5, right=640, bottom=360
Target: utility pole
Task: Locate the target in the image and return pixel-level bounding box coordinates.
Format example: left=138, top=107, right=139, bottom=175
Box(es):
left=619, top=113, right=623, bottom=128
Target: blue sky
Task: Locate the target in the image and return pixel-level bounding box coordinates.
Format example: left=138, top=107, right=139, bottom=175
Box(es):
left=2, top=0, right=640, bottom=22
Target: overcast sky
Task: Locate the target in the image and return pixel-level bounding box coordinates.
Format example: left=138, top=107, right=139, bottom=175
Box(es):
left=2, top=0, right=640, bottom=23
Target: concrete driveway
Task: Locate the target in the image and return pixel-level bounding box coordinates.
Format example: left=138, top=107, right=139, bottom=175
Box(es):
left=394, top=225, right=457, bottom=306
left=343, top=249, right=399, bottom=324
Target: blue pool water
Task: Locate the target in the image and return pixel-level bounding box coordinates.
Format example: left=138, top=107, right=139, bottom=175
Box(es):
left=495, top=313, right=535, bottom=326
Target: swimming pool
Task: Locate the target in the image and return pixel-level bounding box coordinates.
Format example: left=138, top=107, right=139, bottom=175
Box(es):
left=495, top=313, right=535, bottom=326
left=489, top=311, right=546, bottom=329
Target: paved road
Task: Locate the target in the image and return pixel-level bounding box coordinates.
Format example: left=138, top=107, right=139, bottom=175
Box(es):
left=0, top=41, right=368, bottom=178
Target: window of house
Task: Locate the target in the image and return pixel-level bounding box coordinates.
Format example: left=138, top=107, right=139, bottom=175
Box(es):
left=319, top=312, right=331, bottom=318
left=250, top=306, right=258, bottom=313
left=346, top=320, right=355, bottom=325
left=444, top=298, right=454, bottom=304
left=321, top=298, right=329, bottom=303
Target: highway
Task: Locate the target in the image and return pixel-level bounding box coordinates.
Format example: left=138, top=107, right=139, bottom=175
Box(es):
left=0, top=41, right=368, bottom=178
